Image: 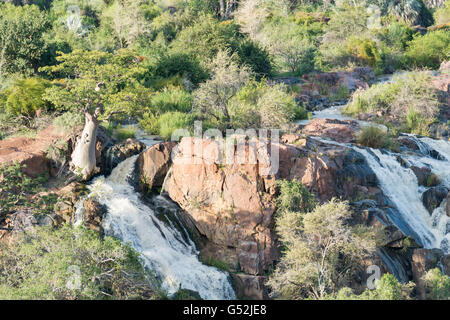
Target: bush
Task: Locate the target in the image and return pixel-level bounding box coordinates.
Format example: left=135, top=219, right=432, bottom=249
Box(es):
left=434, top=1, right=450, bottom=25
left=152, top=53, right=208, bottom=88
left=346, top=37, right=381, bottom=68
left=357, top=126, right=396, bottom=150
left=332, top=274, right=414, bottom=300
left=267, top=198, right=377, bottom=299
left=344, top=71, right=439, bottom=135
left=276, top=179, right=317, bottom=213
left=114, top=125, right=137, bottom=141
left=2, top=77, right=53, bottom=117
left=151, top=88, right=193, bottom=114
left=0, top=225, right=162, bottom=300
left=422, top=268, right=450, bottom=300
left=157, top=112, right=194, bottom=140
left=405, top=30, right=450, bottom=69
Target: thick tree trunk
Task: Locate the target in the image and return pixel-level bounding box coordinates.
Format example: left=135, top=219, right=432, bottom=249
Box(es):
left=71, top=112, right=99, bottom=180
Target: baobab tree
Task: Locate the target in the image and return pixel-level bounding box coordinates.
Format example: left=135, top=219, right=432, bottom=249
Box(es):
left=42, top=49, right=150, bottom=179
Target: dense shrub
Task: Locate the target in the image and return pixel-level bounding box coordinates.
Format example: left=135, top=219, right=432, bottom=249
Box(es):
left=150, top=88, right=193, bottom=114
left=344, top=71, right=440, bottom=135
left=331, top=274, right=414, bottom=300
left=356, top=126, right=397, bottom=150
left=422, top=268, right=450, bottom=300
left=0, top=225, right=162, bottom=300
left=405, top=29, right=450, bottom=69
left=1, top=77, right=53, bottom=117
left=157, top=111, right=194, bottom=140
left=267, top=198, right=377, bottom=299
left=276, top=179, right=317, bottom=213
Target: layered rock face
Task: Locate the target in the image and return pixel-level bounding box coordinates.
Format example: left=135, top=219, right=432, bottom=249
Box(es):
left=164, top=137, right=279, bottom=275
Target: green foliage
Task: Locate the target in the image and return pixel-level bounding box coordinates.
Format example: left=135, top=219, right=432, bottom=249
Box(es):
left=150, top=87, right=193, bottom=114
left=1, top=77, right=53, bottom=117
left=152, top=52, right=208, bottom=88
left=41, top=49, right=152, bottom=121
left=157, top=111, right=194, bottom=140
left=434, top=0, right=450, bottom=25
left=53, top=111, right=85, bottom=133
left=267, top=198, right=377, bottom=300
left=114, top=125, right=137, bottom=141
left=421, top=268, right=450, bottom=300
left=344, top=71, right=439, bottom=135
left=332, top=274, right=414, bottom=300
left=405, top=30, right=450, bottom=69
left=0, top=3, right=50, bottom=76
left=0, top=162, right=45, bottom=216
left=0, top=225, right=162, bottom=300
left=346, top=37, right=381, bottom=68
left=276, top=179, right=317, bottom=214
left=357, top=126, right=397, bottom=150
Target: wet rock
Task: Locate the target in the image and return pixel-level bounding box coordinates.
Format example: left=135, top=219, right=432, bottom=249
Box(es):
left=410, top=166, right=432, bottom=186
left=301, top=118, right=359, bottom=143
left=231, top=274, right=268, bottom=300
left=101, top=138, right=145, bottom=175
left=422, top=186, right=448, bottom=214
left=137, top=142, right=176, bottom=193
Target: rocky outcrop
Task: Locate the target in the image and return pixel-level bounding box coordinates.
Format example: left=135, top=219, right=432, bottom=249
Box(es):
left=301, top=118, right=359, bottom=143
left=0, top=125, right=66, bottom=178
left=164, top=136, right=383, bottom=276
left=410, top=166, right=432, bottom=186
left=100, top=138, right=145, bottom=176
left=297, top=67, right=376, bottom=111
left=137, top=142, right=176, bottom=192
left=422, top=186, right=448, bottom=214
left=83, top=199, right=107, bottom=234
left=165, top=137, right=279, bottom=275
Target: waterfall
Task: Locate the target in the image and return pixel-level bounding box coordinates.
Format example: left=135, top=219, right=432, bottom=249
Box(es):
left=352, top=137, right=450, bottom=253
left=84, top=155, right=236, bottom=300
left=312, top=135, right=449, bottom=253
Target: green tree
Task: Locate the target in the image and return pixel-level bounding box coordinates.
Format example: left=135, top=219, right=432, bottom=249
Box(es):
left=267, top=198, right=377, bottom=300
left=422, top=268, right=450, bottom=300
left=332, top=273, right=414, bottom=300
left=0, top=225, right=162, bottom=300
left=41, top=49, right=151, bottom=179
left=0, top=3, right=50, bottom=77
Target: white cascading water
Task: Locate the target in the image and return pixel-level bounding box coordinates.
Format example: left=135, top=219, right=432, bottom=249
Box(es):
left=81, top=154, right=235, bottom=300
left=311, top=127, right=450, bottom=253
left=353, top=146, right=448, bottom=251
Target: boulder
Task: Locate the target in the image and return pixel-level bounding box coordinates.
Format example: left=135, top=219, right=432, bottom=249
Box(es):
left=422, top=186, right=448, bottom=214
left=165, top=136, right=381, bottom=275
left=231, top=274, right=268, bottom=300
left=165, top=137, right=279, bottom=275
left=137, top=142, right=176, bottom=192
left=101, top=138, right=145, bottom=175
left=447, top=192, right=450, bottom=217
left=410, top=166, right=432, bottom=186
left=301, top=118, right=359, bottom=143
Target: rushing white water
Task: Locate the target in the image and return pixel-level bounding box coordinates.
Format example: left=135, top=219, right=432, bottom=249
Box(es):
left=353, top=146, right=442, bottom=249
left=313, top=135, right=450, bottom=253
left=84, top=155, right=235, bottom=300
